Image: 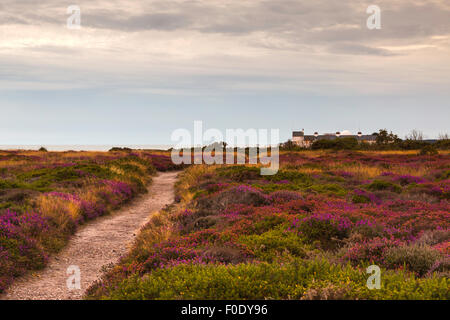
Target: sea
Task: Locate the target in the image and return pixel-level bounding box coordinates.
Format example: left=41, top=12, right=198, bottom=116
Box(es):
left=0, top=145, right=172, bottom=151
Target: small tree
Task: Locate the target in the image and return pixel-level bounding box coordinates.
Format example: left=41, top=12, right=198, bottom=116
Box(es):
left=38, top=147, right=48, bottom=152
left=280, top=139, right=296, bottom=150
left=438, top=133, right=449, bottom=140
left=405, top=129, right=423, bottom=141
left=375, top=129, right=401, bottom=145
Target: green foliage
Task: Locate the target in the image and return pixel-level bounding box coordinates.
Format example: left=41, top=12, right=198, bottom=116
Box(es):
left=375, top=129, right=401, bottom=146
left=312, top=137, right=359, bottom=150
left=0, top=180, right=21, bottom=190
left=296, top=217, right=350, bottom=249
left=434, top=139, right=450, bottom=150
left=216, top=166, right=261, bottom=182
left=419, top=145, right=438, bottom=156
left=352, top=194, right=371, bottom=204
left=267, top=170, right=311, bottom=184
left=309, top=184, right=348, bottom=196
left=365, top=180, right=402, bottom=193
left=400, top=140, right=429, bottom=150
left=92, top=259, right=450, bottom=300
left=384, top=244, right=442, bottom=276
left=239, top=228, right=308, bottom=262
left=251, top=215, right=288, bottom=234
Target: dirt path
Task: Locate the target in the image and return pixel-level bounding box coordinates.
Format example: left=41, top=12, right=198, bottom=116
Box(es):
left=1, top=171, right=179, bottom=300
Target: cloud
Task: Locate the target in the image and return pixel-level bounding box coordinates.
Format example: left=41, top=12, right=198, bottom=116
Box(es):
left=0, top=0, right=449, bottom=97
left=329, top=43, right=398, bottom=56
left=83, top=12, right=192, bottom=31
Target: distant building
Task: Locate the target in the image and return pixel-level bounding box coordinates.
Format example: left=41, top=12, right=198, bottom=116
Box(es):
left=292, top=130, right=377, bottom=148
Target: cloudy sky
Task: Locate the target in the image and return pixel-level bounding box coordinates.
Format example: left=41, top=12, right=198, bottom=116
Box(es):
left=1, top=0, right=449, bottom=145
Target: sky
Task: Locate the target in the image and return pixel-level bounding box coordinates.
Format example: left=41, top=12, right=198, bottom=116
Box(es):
left=1, top=0, right=449, bottom=146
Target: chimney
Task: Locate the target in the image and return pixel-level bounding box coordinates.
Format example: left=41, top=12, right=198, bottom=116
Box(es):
left=336, top=131, right=341, bottom=137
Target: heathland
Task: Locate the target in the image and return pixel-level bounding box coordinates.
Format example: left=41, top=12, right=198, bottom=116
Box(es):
left=84, top=150, right=449, bottom=300
left=0, top=149, right=182, bottom=292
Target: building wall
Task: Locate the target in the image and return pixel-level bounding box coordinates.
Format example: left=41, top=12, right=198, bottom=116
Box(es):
left=292, top=132, right=377, bottom=147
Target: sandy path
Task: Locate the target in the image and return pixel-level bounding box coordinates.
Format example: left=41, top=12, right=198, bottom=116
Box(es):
left=1, top=171, right=179, bottom=300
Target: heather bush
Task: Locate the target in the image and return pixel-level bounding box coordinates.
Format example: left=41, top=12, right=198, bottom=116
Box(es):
left=180, top=215, right=223, bottom=235
left=365, top=180, right=402, bottom=193
left=351, top=189, right=380, bottom=204
left=291, top=213, right=352, bottom=249
left=216, top=166, right=261, bottom=182
left=196, top=185, right=269, bottom=212
left=416, top=229, right=450, bottom=246
left=341, top=237, right=401, bottom=266
left=269, top=190, right=303, bottom=203
left=384, top=244, right=443, bottom=276
left=309, top=183, right=348, bottom=196
left=419, top=145, right=438, bottom=156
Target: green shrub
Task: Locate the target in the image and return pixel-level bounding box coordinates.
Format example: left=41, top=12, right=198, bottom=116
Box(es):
left=295, top=214, right=351, bottom=249
left=239, top=228, right=308, bottom=262
left=251, top=215, right=288, bottom=234
left=216, top=166, right=260, bottom=182
left=384, top=244, right=442, bottom=276
left=267, top=170, right=311, bottom=184
left=419, top=145, right=438, bottom=156
left=365, top=180, right=402, bottom=193
left=0, top=180, right=21, bottom=190
left=312, top=138, right=358, bottom=150
left=352, top=194, right=371, bottom=204
left=90, top=259, right=450, bottom=300
left=309, top=184, right=348, bottom=196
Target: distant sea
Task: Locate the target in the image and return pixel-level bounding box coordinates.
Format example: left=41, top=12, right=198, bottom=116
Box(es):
left=0, top=145, right=172, bottom=151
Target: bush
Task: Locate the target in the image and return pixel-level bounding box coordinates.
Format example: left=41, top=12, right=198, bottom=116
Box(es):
left=216, top=166, right=261, bottom=182
left=38, top=147, right=48, bottom=152
left=419, top=145, right=438, bottom=156
left=384, top=244, right=442, bottom=276
left=309, top=184, right=348, bottom=196
left=292, top=213, right=352, bottom=249
left=267, top=170, right=311, bottom=184
left=88, top=259, right=450, bottom=300
left=196, top=185, right=269, bottom=212
left=366, top=180, right=402, bottom=193
left=416, top=229, right=450, bottom=246
left=239, top=228, right=307, bottom=262
left=342, top=237, right=400, bottom=266
left=311, top=137, right=358, bottom=150
left=269, top=190, right=304, bottom=203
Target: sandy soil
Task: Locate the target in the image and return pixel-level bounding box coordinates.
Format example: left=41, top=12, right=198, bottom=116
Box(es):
left=1, top=171, right=179, bottom=300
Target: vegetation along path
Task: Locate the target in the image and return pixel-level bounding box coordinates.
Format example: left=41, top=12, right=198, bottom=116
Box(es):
left=1, top=171, right=179, bottom=300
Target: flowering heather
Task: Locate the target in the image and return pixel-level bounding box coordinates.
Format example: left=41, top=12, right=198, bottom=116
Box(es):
left=87, top=151, right=449, bottom=300
left=0, top=149, right=160, bottom=292
left=393, top=174, right=427, bottom=185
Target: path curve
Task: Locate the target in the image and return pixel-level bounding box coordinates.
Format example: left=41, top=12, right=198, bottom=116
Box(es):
left=1, top=171, right=179, bottom=300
